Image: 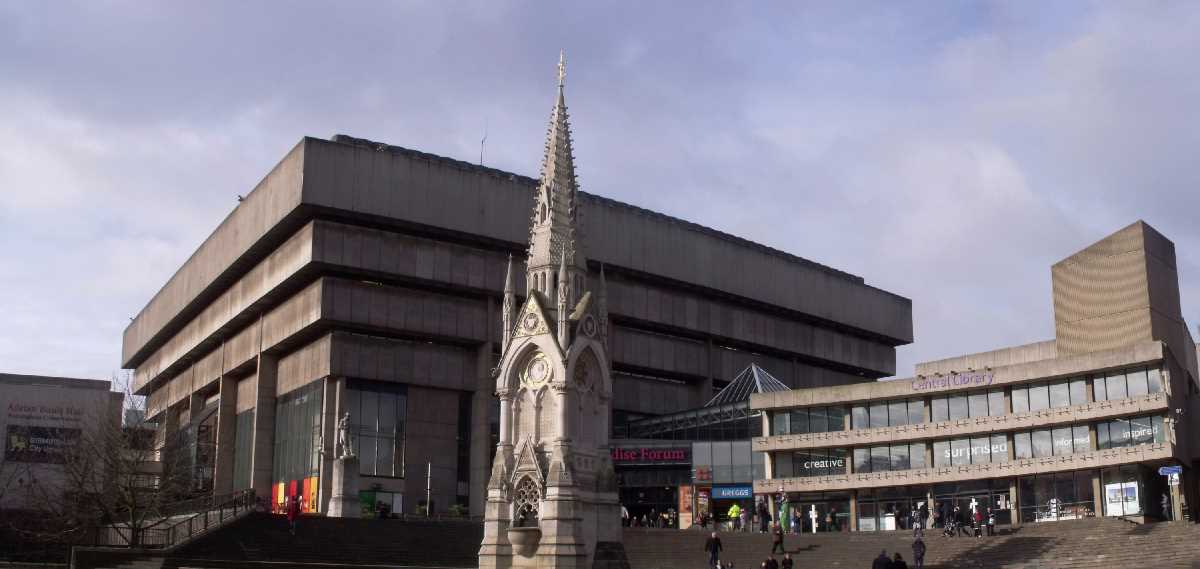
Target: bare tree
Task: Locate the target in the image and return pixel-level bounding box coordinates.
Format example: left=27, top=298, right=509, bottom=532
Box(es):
left=10, top=374, right=195, bottom=548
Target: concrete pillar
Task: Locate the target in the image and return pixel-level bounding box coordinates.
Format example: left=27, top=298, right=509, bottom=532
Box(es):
left=212, top=374, right=238, bottom=495
left=1003, top=387, right=1013, bottom=414
left=1010, top=479, right=1021, bottom=527
left=697, top=339, right=715, bottom=404
left=843, top=406, right=851, bottom=431
left=922, top=397, right=931, bottom=423
left=250, top=353, right=279, bottom=506
left=849, top=490, right=858, bottom=531
left=1170, top=475, right=1183, bottom=521
left=1091, top=471, right=1103, bottom=517
left=470, top=339, right=496, bottom=516
left=318, top=376, right=343, bottom=513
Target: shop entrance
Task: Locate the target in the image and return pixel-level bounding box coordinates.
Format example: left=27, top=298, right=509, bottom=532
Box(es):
left=858, top=486, right=926, bottom=531
left=933, top=480, right=1012, bottom=526
left=786, top=491, right=850, bottom=533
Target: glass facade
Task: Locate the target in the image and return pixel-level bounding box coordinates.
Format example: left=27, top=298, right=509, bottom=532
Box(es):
left=853, top=399, right=923, bottom=429
left=773, top=448, right=847, bottom=478
left=345, top=380, right=409, bottom=478
left=931, top=389, right=1003, bottom=422
left=272, top=380, right=324, bottom=512
left=774, top=406, right=846, bottom=435
left=1097, top=415, right=1165, bottom=449
left=1093, top=366, right=1163, bottom=402
left=232, top=409, right=255, bottom=491
left=852, top=442, right=926, bottom=473
left=1018, top=471, right=1096, bottom=522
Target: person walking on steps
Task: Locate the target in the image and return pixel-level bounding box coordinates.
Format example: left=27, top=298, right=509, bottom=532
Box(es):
left=891, top=553, right=909, bottom=569
left=781, top=554, right=793, bottom=569
left=705, top=531, right=723, bottom=568
left=286, top=494, right=301, bottom=536
left=872, top=550, right=891, bottom=569
left=973, top=508, right=984, bottom=537
left=912, top=537, right=926, bottom=569
left=765, top=556, right=779, bottom=569
left=986, top=507, right=996, bottom=536
left=771, top=522, right=785, bottom=554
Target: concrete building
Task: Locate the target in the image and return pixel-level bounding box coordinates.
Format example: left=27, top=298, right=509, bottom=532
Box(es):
left=121, top=72, right=912, bottom=516
left=752, top=221, right=1199, bottom=531
left=0, top=373, right=124, bottom=510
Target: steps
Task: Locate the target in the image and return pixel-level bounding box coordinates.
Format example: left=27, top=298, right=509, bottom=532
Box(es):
left=623, top=520, right=1200, bottom=569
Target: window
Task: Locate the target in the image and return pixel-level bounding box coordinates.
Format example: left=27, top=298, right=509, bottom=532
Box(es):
left=1029, top=383, right=1050, bottom=411
left=890, top=444, right=910, bottom=471
left=1105, top=371, right=1127, bottom=401
left=232, top=409, right=255, bottom=491
left=990, top=434, right=1009, bottom=463
left=272, top=381, right=324, bottom=492
left=1052, top=426, right=1074, bottom=456
left=933, top=441, right=951, bottom=467
left=970, top=436, right=991, bottom=464
left=1070, top=378, right=1088, bottom=405
left=1126, top=369, right=1149, bottom=398
left=1153, top=415, right=1165, bottom=444
left=773, top=412, right=790, bottom=436
left=790, top=409, right=808, bottom=434
left=1012, top=387, right=1030, bottom=413
left=1032, top=429, right=1053, bottom=458
left=950, top=439, right=970, bottom=466
left=871, top=446, right=890, bottom=472
left=1049, top=381, right=1070, bottom=409
left=888, top=400, right=908, bottom=427
left=1130, top=416, right=1154, bottom=445
left=827, top=406, right=846, bottom=432
left=910, top=442, right=927, bottom=469
left=1073, top=425, right=1091, bottom=453
left=908, top=399, right=925, bottom=425
left=948, top=394, right=968, bottom=420
left=968, top=392, right=989, bottom=418
left=1093, top=375, right=1107, bottom=402
left=1014, top=432, right=1032, bottom=459
left=1148, top=367, right=1164, bottom=394
left=1097, top=422, right=1111, bottom=450
left=774, top=452, right=794, bottom=478
left=347, top=381, right=408, bottom=478
left=869, top=402, right=888, bottom=429
left=988, top=389, right=1006, bottom=416
left=931, top=397, right=949, bottom=423
left=852, top=405, right=869, bottom=430
left=854, top=448, right=871, bottom=473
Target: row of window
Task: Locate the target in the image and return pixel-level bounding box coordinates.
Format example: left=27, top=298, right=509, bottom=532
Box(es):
left=770, top=365, right=1162, bottom=436
left=344, top=381, right=409, bottom=478
left=772, top=415, right=1166, bottom=478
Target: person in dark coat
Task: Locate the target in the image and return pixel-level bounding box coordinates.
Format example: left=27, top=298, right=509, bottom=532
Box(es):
left=765, top=556, right=779, bottom=569
left=871, top=550, right=891, bottom=569
left=781, top=554, right=793, bottom=569
left=705, top=531, right=723, bottom=568
left=892, top=553, right=909, bottom=569
left=771, top=523, right=785, bottom=554
left=955, top=506, right=970, bottom=537
left=912, top=538, right=926, bottom=569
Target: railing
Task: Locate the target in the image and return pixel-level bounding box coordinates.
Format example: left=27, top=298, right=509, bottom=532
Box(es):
left=92, top=489, right=257, bottom=549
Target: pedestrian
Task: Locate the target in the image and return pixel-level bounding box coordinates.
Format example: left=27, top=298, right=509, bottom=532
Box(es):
left=986, top=508, right=995, bottom=536
left=973, top=508, right=983, bottom=537
left=1162, top=493, right=1172, bottom=521
left=705, top=531, right=723, bottom=568
left=766, top=556, right=779, bottom=569
left=825, top=508, right=834, bottom=532
left=771, top=523, right=785, bottom=554
left=955, top=506, right=970, bottom=537
left=892, top=553, right=909, bottom=569
left=729, top=503, right=742, bottom=531
left=650, top=508, right=658, bottom=529
left=871, top=550, right=891, bottom=569
left=792, top=508, right=802, bottom=535
left=758, top=501, right=771, bottom=533
left=781, top=554, right=793, bottom=569
left=739, top=508, right=749, bottom=533
left=912, top=538, right=926, bottom=569
left=621, top=504, right=630, bottom=527
left=286, top=494, right=301, bottom=535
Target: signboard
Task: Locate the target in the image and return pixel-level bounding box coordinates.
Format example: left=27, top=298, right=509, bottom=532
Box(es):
left=1104, top=482, right=1140, bottom=517
left=1159, top=466, right=1182, bottom=476
left=611, top=446, right=690, bottom=465
left=911, top=373, right=994, bottom=392
left=942, top=441, right=1008, bottom=461
left=711, top=485, right=753, bottom=500
left=795, top=456, right=846, bottom=477
left=4, top=424, right=81, bottom=464
left=1169, top=473, right=1180, bottom=486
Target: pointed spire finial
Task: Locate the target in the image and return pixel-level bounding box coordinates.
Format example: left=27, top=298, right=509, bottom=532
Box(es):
left=557, top=49, right=566, bottom=90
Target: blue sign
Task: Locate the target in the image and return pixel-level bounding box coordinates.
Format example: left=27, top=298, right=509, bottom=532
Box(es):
left=1159, top=466, right=1182, bottom=476
left=711, top=485, right=753, bottom=500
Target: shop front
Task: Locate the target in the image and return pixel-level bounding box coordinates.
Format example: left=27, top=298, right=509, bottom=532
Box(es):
left=612, top=444, right=692, bottom=527
left=783, top=491, right=850, bottom=533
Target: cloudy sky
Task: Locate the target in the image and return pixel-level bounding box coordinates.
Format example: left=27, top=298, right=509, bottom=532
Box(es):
left=2, top=1, right=1198, bottom=383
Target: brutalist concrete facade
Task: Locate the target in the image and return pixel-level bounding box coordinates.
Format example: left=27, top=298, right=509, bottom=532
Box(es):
left=752, top=221, right=1200, bottom=530
left=122, top=135, right=912, bottom=516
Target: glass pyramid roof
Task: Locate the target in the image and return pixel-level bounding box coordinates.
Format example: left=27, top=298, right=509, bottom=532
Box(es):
left=703, top=363, right=790, bottom=407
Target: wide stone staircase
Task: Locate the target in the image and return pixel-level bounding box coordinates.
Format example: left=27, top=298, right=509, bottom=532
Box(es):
left=623, top=520, right=1200, bottom=569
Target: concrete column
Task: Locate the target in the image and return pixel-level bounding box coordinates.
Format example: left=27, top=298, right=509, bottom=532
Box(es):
left=1009, top=479, right=1021, bottom=527
left=318, top=376, right=342, bottom=513
left=762, top=410, right=772, bottom=438
left=848, top=490, right=858, bottom=531
left=1091, top=472, right=1103, bottom=517
left=212, top=374, right=238, bottom=495
left=470, top=340, right=495, bottom=516
left=1170, top=475, right=1183, bottom=521
left=1007, top=433, right=1015, bottom=460
left=1003, top=387, right=1013, bottom=414
left=922, top=397, right=931, bottom=423
left=697, top=339, right=715, bottom=404
left=842, top=405, right=851, bottom=431
left=250, top=353, right=279, bottom=506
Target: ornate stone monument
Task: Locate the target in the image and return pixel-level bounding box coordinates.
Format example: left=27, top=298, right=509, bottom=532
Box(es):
left=479, top=52, right=624, bottom=569
left=328, top=412, right=361, bottom=518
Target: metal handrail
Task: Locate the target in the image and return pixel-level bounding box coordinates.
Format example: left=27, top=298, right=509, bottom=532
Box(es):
left=93, top=489, right=256, bottom=548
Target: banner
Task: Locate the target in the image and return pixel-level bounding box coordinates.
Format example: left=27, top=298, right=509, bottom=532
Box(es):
left=4, top=424, right=81, bottom=464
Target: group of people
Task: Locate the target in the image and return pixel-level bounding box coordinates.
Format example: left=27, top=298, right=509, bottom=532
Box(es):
left=934, top=503, right=995, bottom=538
left=620, top=504, right=677, bottom=528
left=872, top=549, right=917, bottom=569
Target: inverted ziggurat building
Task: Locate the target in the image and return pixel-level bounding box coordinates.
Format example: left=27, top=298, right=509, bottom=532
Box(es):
left=121, top=53, right=912, bottom=528
left=753, top=221, right=1200, bottom=531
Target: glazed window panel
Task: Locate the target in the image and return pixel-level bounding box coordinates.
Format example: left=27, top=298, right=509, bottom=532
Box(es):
left=968, top=392, right=989, bottom=419
left=1152, top=416, right=1165, bottom=443
left=1049, top=381, right=1070, bottom=409
left=948, top=395, right=968, bottom=420
left=773, top=412, right=790, bottom=436
left=852, top=405, right=869, bottom=430
left=1147, top=367, right=1164, bottom=394
left=888, top=400, right=908, bottom=427
left=890, top=444, right=910, bottom=471
left=775, top=452, right=794, bottom=478
left=1029, top=383, right=1050, bottom=411
left=827, top=406, right=846, bottom=432
left=1012, top=387, right=1030, bottom=414
left=790, top=409, right=808, bottom=435
left=909, top=442, right=927, bottom=469
left=811, top=407, right=830, bottom=433
left=1070, top=378, right=1088, bottom=405
left=1105, top=371, right=1127, bottom=401
left=932, top=441, right=951, bottom=467
left=990, top=434, right=1009, bottom=463
left=854, top=448, right=871, bottom=473
left=1126, top=369, right=1149, bottom=398
left=950, top=438, right=970, bottom=466
left=1052, top=427, right=1074, bottom=456
left=908, top=399, right=925, bottom=425
left=1014, top=432, right=1033, bottom=459
left=988, top=389, right=1005, bottom=417
left=1073, top=425, right=1091, bottom=453
left=1130, top=416, right=1154, bottom=445
left=1097, top=423, right=1111, bottom=450
left=1093, top=376, right=1108, bottom=402
left=869, top=402, right=888, bottom=429
left=871, top=446, right=890, bottom=472
left=1032, top=429, right=1053, bottom=458
left=931, top=397, right=949, bottom=423
left=969, top=436, right=991, bottom=464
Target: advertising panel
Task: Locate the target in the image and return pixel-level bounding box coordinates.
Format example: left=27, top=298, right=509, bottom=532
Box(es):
left=4, top=424, right=81, bottom=464
left=611, top=446, right=691, bottom=465
left=712, top=485, right=753, bottom=500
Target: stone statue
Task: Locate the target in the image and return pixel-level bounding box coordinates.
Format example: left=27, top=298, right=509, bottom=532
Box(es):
left=336, top=412, right=354, bottom=458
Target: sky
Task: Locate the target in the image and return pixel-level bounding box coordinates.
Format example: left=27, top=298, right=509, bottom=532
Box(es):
left=1, top=1, right=1198, bottom=383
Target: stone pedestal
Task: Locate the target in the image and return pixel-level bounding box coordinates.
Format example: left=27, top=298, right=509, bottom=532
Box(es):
left=328, top=456, right=360, bottom=518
